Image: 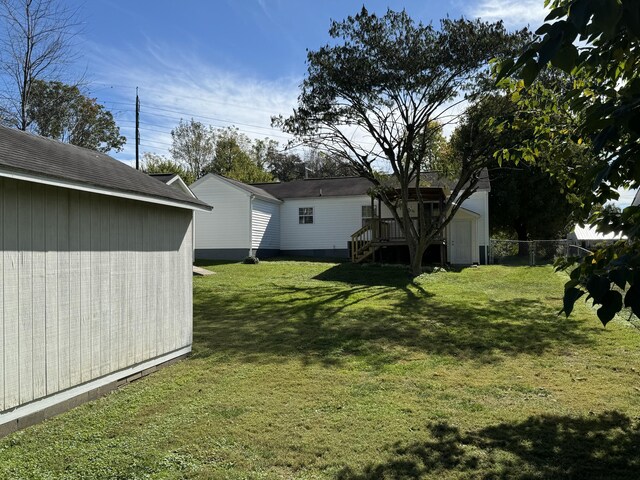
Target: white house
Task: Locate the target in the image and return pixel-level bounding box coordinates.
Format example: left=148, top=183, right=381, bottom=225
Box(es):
left=191, top=172, right=490, bottom=265
left=190, top=175, right=282, bottom=259
left=0, top=126, right=211, bottom=436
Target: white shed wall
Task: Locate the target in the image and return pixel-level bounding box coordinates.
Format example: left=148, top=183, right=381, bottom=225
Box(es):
left=251, top=198, right=280, bottom=250
left=191, top=175, right=250, bottom=250
left=0, top=177, right=193, bottom=413
left=280, top=196, right=370, bottom=252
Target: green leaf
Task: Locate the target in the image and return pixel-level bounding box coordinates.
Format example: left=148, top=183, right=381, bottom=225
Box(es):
left=586, top=274, right=610, bottom=304
left=545, top=6, right=568, bottom=22
left=550, top=43, right=578, bottom=72
left=560, top=286, right=585, bottom=317
left=567, top=0, right=592, bottom=30
left=521, top=61, right=540, bottom=87
left=609, top=269, right=627, bottom=290
left=596, top=290, right=623, bottom=326
left=592, top=0, right=623, bottom=39
left=624, top=284, right=640, bottom=317
left=495, top=58, right=515, bottom=82
left=536, top=26, right=564, bottom=65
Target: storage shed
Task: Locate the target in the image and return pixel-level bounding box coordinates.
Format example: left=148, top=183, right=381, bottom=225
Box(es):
left=0, top=126, right=211, bottom=436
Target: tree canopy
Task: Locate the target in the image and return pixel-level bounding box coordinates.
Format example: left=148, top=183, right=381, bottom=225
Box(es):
left=0, top=0, right=80, bottom=130
left=169, top=118, right=216, bottom=180
left=498, top=0, right=640, bottom=324
left=275, top=7, right=527, bottom=275
left=207, top=128, right=273, bottom=183
left=27, top=80, right=125, bottom=153
left=142, top=152, right=195, bottom=185
left=148, top=121, right=274, bottom=184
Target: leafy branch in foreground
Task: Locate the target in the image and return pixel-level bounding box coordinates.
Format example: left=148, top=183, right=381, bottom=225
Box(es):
left=497, top=0, right=640, bottom=325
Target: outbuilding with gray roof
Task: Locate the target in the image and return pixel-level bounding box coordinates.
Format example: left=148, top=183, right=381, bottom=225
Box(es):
left=0, top=126, right=211, bottom=436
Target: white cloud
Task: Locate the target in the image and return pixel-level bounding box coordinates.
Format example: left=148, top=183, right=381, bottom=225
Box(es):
left=467, top=0, right=549, bottom=28
left=83, top=39, right=300, bottom=164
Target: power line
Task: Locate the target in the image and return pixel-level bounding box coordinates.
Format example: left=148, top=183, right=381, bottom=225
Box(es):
left=139, top=138, right=173, bottom=148
left=108, top=100, right=278, bottom=131
left=90, top=82, right=287, bottom=116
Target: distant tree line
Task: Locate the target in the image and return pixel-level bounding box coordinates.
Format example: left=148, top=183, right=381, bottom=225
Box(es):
left=142, top=118, right=354, bottom=185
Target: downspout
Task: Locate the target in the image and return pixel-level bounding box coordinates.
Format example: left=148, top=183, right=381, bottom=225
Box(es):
left=249, top=194, right=254, bottom=257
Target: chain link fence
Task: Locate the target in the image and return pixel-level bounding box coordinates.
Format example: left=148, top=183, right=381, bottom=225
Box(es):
left=488, top=239, right=576, bottom=266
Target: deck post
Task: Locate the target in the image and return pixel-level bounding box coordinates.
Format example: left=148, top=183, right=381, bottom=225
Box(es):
left=370, top=196, right=376, bottom=241
left=377, top=197, right=382, bottom=241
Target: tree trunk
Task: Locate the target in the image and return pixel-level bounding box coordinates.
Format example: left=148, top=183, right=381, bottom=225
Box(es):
left=514, top=222, right=528, bottom=257
left=409, top=244, right=426, bottom=276
left=406, top=227, right=430, bottom=277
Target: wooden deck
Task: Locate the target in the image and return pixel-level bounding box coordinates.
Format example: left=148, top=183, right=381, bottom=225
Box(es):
left=351, top=217, right=445, bottom=263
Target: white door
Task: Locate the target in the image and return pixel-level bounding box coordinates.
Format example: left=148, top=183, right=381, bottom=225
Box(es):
left=451, top=220, right=472, bottom=264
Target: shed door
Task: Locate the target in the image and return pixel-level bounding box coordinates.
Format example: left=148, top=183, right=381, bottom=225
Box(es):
left=451, top=220, right=472, bottom=264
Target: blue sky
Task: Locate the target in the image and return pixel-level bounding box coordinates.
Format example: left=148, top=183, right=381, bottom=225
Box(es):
left=36, top=1, right=638, bottom=205
left=67, top=0, right=547, bottom=158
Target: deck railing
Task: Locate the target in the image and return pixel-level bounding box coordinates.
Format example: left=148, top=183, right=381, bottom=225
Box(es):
left=350, top=223, right=374, bottom=262
left=364, top=217, right=442, bottom=242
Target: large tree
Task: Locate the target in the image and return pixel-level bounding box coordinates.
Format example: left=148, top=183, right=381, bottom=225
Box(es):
left=206, top=128, right=272, bottom=183
left=498, top=0, right=640, bottom=324
left=490, top=164, right=575, bottom=241
left=303, top=149, right=354, bottom=178
left=267, top=150, right=304, bottom=182
left=275, top=8, right=527, bottom=274
left=169, top=118, right=216, bottom=180
left=0, top=0, right=80, bottom=130
left=28, top=79, right=125, bottom=152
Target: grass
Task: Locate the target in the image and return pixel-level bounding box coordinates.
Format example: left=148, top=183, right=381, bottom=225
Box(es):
left=1, top=260, right=639, bottom=479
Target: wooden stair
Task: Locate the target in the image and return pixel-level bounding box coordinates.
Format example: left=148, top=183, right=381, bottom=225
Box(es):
left=351, top=223, right=379, bottom=263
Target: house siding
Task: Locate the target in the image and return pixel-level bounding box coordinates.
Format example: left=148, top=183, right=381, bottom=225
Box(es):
left=192, top=175, right=250, bottom=259
left=279, top=196, right=370, bottom=256
left=0, top=177, right=193, bottom=414
left=251, top=198, right=280, bottom=251
left=458, top=191, right=489, bottom=263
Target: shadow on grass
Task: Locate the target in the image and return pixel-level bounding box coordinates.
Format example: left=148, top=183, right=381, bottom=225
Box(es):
left=192, top=263, right=593, bottom=366
left=264, top=256, right=349, bottom=264
left=193, top=259, right=239, bottom=267
left=313, top=263, right=420, bottom=289
left=337, top=411, right=640, bottom=479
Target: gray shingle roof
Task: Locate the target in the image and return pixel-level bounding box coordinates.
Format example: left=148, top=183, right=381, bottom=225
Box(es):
left=220, top=175, right=282, bottom=202
left=252, top=169, right=490, bottom=199
left=148, top=173, right=179, bottom=184
left=0, top=126, right=210, bottom=210
left=252, top=176, right=374, bottom=198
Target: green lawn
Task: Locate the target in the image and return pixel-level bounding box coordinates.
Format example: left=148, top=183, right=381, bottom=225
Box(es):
left=1, top=260, right=639, bottom=479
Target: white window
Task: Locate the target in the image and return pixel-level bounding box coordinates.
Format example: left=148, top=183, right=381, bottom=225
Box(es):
left=299, top=207, right=314, bottom=224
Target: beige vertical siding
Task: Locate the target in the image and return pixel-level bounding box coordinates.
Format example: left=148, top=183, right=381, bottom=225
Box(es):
left=0, top=177, right=193, bottom=412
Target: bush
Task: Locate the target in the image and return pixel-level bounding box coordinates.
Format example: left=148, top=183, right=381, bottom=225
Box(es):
left=243, top=255, right=260, bottom=264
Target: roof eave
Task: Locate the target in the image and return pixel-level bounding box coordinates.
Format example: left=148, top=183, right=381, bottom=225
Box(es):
left=0, top=167, right=212, bottom=212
